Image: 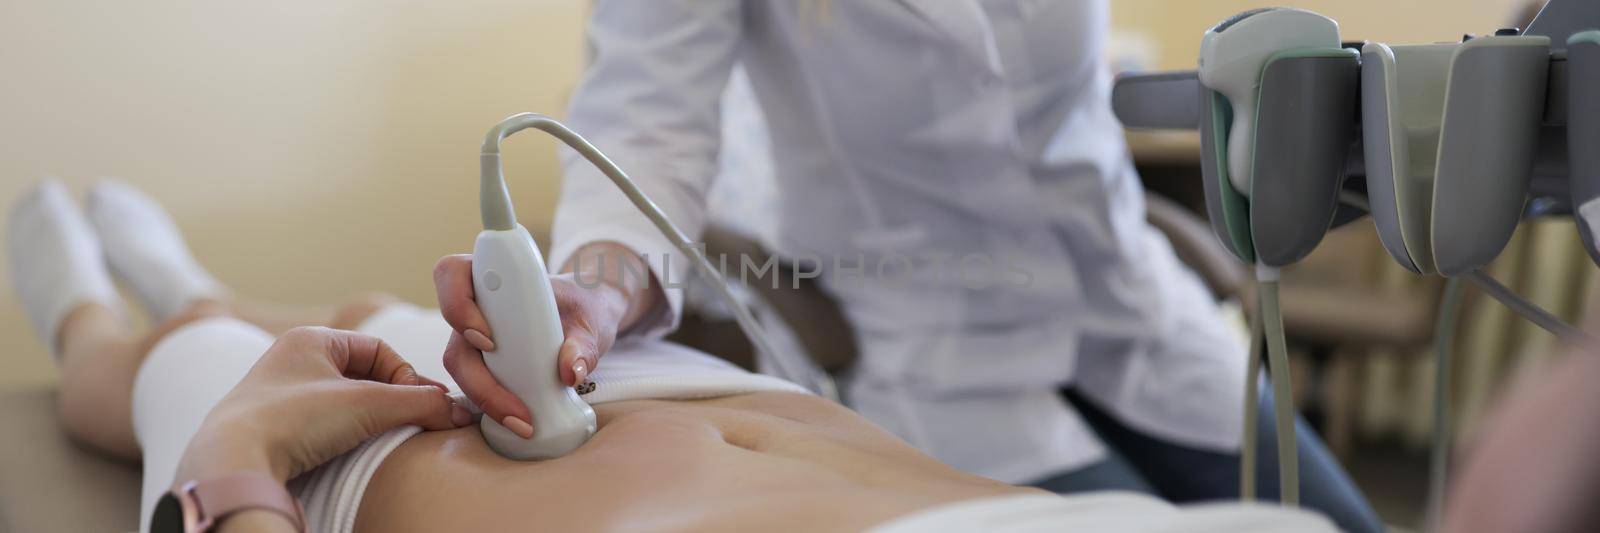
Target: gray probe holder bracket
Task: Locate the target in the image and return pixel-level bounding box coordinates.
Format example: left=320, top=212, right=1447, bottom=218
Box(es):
left=1118, top=0, right=1600, bottom=268
left=1200, top=49, right=1361, bottom=267
left=1569, top=30, right=1600, bottom=266
left=1362, top=36, right=1551, bottom=276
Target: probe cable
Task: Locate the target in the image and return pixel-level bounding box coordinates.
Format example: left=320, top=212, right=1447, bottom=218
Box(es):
left=483, top=113, right=838, bottom=400
left=1256, top=264, right=1299, bottom=506
left=1424, top=276, right=1466, bottom=531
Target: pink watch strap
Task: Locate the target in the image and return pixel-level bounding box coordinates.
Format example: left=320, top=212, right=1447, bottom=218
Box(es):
left=183, top=472, right=305, bottom=532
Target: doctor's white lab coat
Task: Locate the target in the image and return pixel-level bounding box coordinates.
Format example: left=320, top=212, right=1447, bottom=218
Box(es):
left=547, top=0, right=1248, bottom=484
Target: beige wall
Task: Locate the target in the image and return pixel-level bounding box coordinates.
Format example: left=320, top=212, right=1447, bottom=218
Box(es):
left=1112, top=0, right=1534, bottom=71
left=1, top=1, right=588, bottom=386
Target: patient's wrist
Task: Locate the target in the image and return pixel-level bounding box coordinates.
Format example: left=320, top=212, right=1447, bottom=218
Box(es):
left=177, top=421, right=282, bottom=485
left=167, top=429, right=298, bottom=533
left=178, top=443, right=277, bottom=485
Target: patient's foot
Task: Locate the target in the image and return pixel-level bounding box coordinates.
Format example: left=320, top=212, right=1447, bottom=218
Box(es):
left=86, top=180, right=224, bottom=321
left=6, top=180, right=122, bottom=355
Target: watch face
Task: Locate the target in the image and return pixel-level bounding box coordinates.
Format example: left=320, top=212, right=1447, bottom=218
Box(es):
left=150, top=491, right=186, bottom=533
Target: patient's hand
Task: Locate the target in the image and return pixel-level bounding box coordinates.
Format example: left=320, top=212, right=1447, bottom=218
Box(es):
left=432, top=246, right=655, bottom=436
left=175, top=327, right=473, bottom=485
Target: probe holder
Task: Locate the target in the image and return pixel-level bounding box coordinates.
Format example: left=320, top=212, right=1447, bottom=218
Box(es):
left=1201, top=49, right=1361, bottom=266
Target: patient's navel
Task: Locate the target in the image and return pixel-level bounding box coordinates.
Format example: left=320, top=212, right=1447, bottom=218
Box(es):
left=720, top=429, right=762, bottom=452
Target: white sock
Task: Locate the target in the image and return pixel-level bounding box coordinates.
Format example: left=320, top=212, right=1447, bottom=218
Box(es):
left=86, top=180, right=225, bottom=321
left=6, top=180, right=122, bottom=356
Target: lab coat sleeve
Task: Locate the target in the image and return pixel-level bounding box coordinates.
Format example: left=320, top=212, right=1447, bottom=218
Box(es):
left=547, top=0, right=743, bottom=340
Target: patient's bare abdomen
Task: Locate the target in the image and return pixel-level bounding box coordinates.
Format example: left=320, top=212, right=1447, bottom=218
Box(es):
left=356, top=392, right=1036, bottom=533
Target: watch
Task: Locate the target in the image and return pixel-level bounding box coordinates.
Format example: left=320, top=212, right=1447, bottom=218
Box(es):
left=150, top=472, right=305, bottom=533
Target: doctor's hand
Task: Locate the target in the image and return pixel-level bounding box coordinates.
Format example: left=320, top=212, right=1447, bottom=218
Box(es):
left=432, top=243, right=660, bottom=437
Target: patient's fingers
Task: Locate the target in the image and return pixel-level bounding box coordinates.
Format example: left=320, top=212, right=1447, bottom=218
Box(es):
left=311, top=328, right=427, bottom=387
left=356, top=381, right=470, bottom=433
left=415, top=375, right=452, bottom=394
left=433, top=254, right=495, bottom=352
left=322, top=328, right=453, bottom=393
left=442, top=330, right=533, bottom=434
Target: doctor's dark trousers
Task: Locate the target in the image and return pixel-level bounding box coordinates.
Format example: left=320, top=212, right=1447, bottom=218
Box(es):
left=1029, top=385, right=1385, bottom=533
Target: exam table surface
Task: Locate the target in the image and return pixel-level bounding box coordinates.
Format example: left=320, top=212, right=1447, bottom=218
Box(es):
left=0, top=385, right=141, bottom=532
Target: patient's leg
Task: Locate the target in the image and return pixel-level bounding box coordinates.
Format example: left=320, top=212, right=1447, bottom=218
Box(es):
left=54, top=300, right=227, bottom=460
left=8, top=179, right=395, bottom=461
left=53, top=294, right=394, bottom=461
left=6, top=180, right=142, bottom=459
left=224, top=292, right=402, bottom=334
left=53, top=292, right=397, bottom=460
